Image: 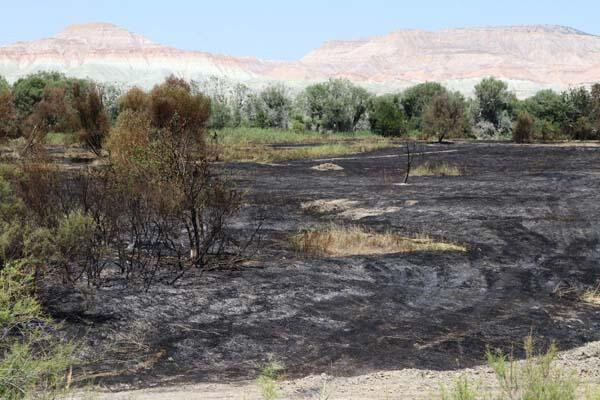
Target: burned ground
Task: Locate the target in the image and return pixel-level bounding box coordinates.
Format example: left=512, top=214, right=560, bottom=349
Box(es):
left=44, top=142, right=600, bottom=388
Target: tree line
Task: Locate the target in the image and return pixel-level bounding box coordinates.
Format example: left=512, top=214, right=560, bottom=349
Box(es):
left=1, top=72, right=600, bottom=145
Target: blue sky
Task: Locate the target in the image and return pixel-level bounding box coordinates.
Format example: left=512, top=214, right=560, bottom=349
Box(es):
left=1, top=0, right=599, bottom=60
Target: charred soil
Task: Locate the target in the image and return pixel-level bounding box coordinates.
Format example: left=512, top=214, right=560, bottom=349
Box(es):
left=42, top=142, right=600, bottom=389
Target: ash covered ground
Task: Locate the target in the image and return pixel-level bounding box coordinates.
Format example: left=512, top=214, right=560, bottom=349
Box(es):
left=44, top=142, right=600, bottom=388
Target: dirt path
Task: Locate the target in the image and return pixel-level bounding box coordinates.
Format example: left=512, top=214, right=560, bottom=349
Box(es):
left=81, top=341, right=600, bottom=399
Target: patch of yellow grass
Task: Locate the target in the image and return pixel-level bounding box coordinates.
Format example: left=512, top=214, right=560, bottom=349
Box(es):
left=411, top=162, right=462, bottom=177
left=580, top=286, right=600, bottom=306
left=290, top=225, right=467, bottom=257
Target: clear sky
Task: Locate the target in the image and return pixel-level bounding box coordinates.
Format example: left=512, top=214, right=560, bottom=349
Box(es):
left=1, top=0, right=599, bottom=60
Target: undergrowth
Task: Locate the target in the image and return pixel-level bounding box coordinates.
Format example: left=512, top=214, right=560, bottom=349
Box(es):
left=0, top=260, right=77, bottom=399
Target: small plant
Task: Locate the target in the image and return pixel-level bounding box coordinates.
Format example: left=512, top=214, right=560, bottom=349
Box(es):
left=439, top=376, right=478, bottom=400
left=256, top=362, right=285, bottom=400
left=486, top=336, right=578, bottom=400
left=0, top=260, right=77, bottom=399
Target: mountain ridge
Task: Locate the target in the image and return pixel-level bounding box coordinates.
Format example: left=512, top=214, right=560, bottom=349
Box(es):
left=1, top=23, right=600, bottom=97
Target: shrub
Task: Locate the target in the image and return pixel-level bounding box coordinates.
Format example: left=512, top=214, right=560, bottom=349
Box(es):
left=513, top=111, right=535, bottom=143
left=104, top=109, right=151, bottom=168
left=256, top=362, right=284, bottom=400
left=53, top=210, right=101, bottom=284
left=72, top=82, right=109, bottom=155
left=439, top=336, right=589, bottom=400
left=487, top=336, right=577, bottom=400
left=118, top=86, right=150, bottom=114
left=0, top=91, right=18, bottom=141
left=439, top=376, right=478, bottom=400
left=569, top=116, right=595, bottom=140
left=0, top=260, right=76, bottom=399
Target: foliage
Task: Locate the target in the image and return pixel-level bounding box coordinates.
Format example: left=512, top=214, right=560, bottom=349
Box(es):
left=519, top=89, right=569, bottom=126
left=368, top=94, right=407, bottom=136
left=423, top=92, right=469, bottom=142
left=401, top=82, right=447, bottom=130
left=474, top=77, right=516, bottom=127
left=0, top=175, right=27, bottom=267
left=119, top=86, right=150, bottom=114
left=104, top=109, right=151, bottom=167
left=0, top=91, right=18, bottom=141
left=0, top=260, right=76, bottom=399
left=0, top=75, right=9, bottom=93
left=439, top=376, right=478, bottom=400
left=11, top=71, right=74, bottom=114
left=256, top=362, right=284, bottom=400
left=297, top=79, right=371, bottom=132
left=72, top=82, right=110, bottom=154
left=486, top=336, right=577, bottom=400
left=439, top=336, right=590, bottom=400
left=513, top=111, right=535, bottom=143
left=25, top=86, right=79, bottom=139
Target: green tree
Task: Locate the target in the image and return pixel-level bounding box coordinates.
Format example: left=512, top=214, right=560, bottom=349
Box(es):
left=519, top=89, right=569, bottom=126
left=368, top=94, right=407, bottom=136
left=423, top=92, right=468, bottom=142
left=298, top=79, right=371, bottom=132
left=259, top=84, right=291, bottom=129
left=11, top=71, right=72, bottom=114
left=401, top=82, right=447, bottom=130
left=474, top=77, right=515, bottom=127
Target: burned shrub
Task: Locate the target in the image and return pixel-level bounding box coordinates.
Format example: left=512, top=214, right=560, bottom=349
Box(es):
left=72, top=82, right=109, bottom=155
left=0, top=91, right=18, bottom=141
left=1, top=77, right=243, bottom=289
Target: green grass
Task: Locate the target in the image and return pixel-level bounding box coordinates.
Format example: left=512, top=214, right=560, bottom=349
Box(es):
left=215, top=127, right=380, bottom=145
left=439, top=336, right=600, bottom=400
left=215, top=127, right=394, bottom=162
left=255, top=362, right=285, bottom=400
left=45, top=132, right=77, bottom=146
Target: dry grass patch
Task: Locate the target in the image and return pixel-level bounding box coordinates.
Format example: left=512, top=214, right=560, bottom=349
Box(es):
left=290, top=225, right=467, bottom=257
left=311, top=162, right=344, bottom=171
left=580, top=286, right=600, bottom=306
left=411, top=162, right=462, bottom=177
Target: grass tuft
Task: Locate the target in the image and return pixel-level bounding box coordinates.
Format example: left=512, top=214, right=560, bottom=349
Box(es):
left=411, top=162, right=462, bottom=177
left=290, top=224, right=467, bottom=257
left=580, top=285, right=600, bottom=306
